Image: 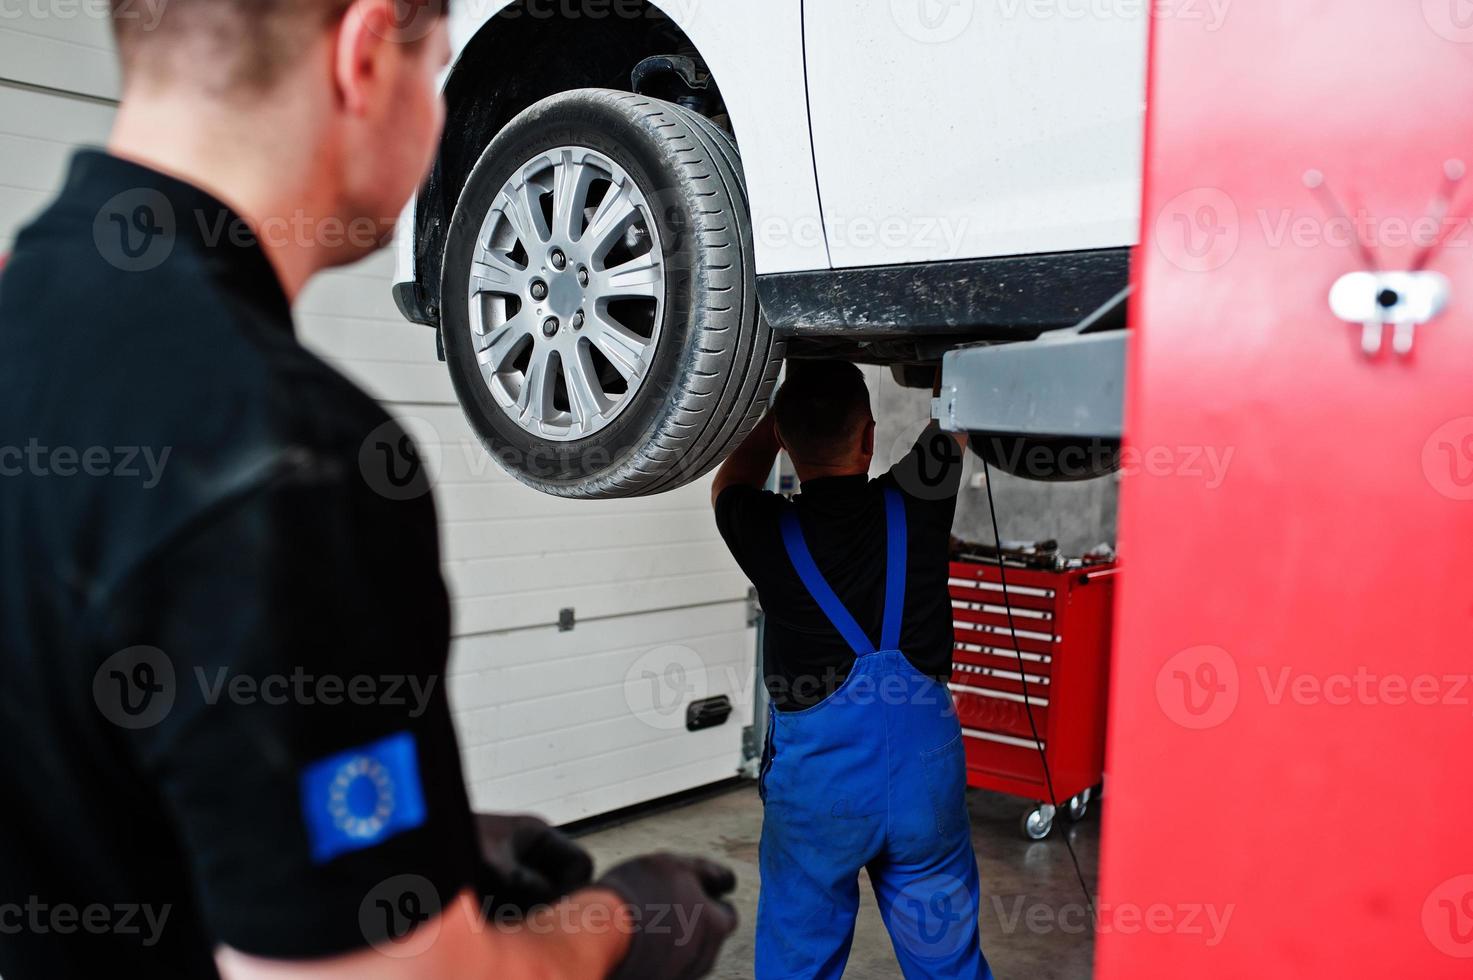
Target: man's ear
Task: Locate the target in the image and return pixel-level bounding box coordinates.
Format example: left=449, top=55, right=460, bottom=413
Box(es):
left=333, top=0, right=396, bottom=115
left=861, top=419, right=877, bottom=456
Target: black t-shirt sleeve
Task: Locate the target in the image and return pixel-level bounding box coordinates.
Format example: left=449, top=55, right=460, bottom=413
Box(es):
left=714, top=483, right=786, bottom=577
left=108, top=449, right=476, bottom=960
left=886, top=421, right=965, bottom=526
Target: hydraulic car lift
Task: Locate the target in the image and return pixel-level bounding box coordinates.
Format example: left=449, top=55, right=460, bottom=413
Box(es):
left=935, top=288, right=1128, bottom=453
left=940, top=5, right=1472, bottom=975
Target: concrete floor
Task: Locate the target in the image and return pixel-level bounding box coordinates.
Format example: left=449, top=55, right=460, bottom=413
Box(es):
left=577, top=782, right=1099, bottom=979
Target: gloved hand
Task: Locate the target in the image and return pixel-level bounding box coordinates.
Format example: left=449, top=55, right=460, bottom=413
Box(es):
left=597, top=853, right=738, bottom=980
left=474, top=813, right=594, bottom=914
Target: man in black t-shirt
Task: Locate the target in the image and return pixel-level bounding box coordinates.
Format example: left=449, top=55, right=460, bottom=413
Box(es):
left=712, top=361, right=992, bottom=979
left=714, top=364, right=967, bottom=710
left=0, top=2, right=734, bottom=978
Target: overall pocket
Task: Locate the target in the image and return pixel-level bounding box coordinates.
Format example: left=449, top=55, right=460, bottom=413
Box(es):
left=757, top=706, right=776, bottom=802
left=920, top=733, right=969, bottom=840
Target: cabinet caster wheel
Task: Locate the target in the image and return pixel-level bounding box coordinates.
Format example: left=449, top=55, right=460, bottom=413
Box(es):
left=1021, top=804, right=1056, bottom=840
left=1065, top=789, right=1091, bottom=822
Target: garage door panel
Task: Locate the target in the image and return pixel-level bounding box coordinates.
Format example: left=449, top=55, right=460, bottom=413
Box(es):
left=498, top=628, right=751, bottom=706
left=481, top=756, right=746, bottom=828
left=0, top=86, right=113, bottom=247
left=451, top=570, right=749, bottom=638
left=446, top=666, right=500, bottom=716
left=297, top=257, right=453, bottom=405
left=298, top=265, right=416, bottom=324
left=440, top=510, right=720, bottom=564
left=1, top=137, right=75, bottom=200
left=0, top=82, right=113, bottom=141
left=471, top=734, right=744, bottom=826
left=447, top=542, right=737, bottom=597
left=493, top=653, right=749, bottom=741
left=0, top=9, right=119, bottom=101
left=438, top=502, right=718, bottom=555
left=453, top=604, right=754, bottom=822
left=433, top=484, right=721, bottom=525
left=2, top=125, right=104, bottom=194
left=340, top=248, right=397, bottom=279
left=296, top=313, right=436, bottom=365
left=448, top=602, right=746, bottom=677
left=0, top=187, right=53, bottom=245
left=323, top=357, right=455, bottom=405
left=453, top=703, right=499, bottom=747
left=495, top=711, right=742, bottom=782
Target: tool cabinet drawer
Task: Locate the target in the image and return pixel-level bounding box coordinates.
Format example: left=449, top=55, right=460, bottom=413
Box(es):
left=952, top=685, right=1050, bottom=742
left=948, top=559, right=1117, bottom=812
left=960, top=728, right=1046, bottom=794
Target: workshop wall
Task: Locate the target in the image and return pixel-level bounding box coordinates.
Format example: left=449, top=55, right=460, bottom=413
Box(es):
left=871, top=375, right=1119, bottom=556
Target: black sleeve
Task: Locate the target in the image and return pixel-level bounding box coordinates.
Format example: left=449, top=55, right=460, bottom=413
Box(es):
left=714, top=483, right=784, bottom=577
left=107, top=447, right=477, bottom=960
left=886, top=421, right=966, bottom=524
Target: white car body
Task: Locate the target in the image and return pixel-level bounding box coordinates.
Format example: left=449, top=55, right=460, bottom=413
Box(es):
left=394, top=0, right=1148, bottom=290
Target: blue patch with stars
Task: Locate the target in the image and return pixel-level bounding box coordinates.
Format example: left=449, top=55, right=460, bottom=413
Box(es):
left=299, top=731, right=428, bottom=864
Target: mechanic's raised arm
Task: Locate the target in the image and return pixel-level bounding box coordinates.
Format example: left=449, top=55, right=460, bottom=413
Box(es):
left=712, top=412, right=781, bottom=506
left=933, top=365, right=968, bottom=451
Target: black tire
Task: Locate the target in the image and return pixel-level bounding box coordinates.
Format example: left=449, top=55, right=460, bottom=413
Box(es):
left=440, top=88, right=783, bottom=498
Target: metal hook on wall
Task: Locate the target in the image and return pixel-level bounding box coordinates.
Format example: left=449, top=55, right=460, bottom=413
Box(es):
left=1315, top=161, right=1463, bottom=357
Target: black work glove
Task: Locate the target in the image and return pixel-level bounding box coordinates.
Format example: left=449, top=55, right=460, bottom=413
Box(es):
left=597, top=853, right=738, bottom=980
left=474, top=813, right=594, bottom=915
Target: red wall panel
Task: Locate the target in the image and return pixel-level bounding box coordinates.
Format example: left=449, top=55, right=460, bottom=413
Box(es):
left=1098, top=3, right=1473, bottom=976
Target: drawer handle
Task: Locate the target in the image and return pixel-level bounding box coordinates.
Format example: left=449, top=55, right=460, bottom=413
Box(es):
left=949, top=683, right=1050, bottom=708
left=962, top=727, right=1045, bottom=751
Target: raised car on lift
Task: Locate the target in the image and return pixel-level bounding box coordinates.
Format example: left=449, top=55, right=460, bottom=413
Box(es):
left=391, top=0, right=1146, bottom=497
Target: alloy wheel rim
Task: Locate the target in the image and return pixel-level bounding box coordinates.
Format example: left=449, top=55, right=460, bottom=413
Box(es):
left=467, top=146, right=665, bottom=442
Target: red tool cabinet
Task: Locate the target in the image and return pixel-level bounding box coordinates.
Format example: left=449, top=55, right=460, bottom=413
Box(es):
left=948, top=559, right=1116, bottom=837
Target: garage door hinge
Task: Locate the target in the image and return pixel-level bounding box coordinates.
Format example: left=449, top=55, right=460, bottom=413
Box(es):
left=742, top=725, right=759, bottom=761
left=558, top=607, right=575, bottom=632
left=746, top=588, right=762, bottom=628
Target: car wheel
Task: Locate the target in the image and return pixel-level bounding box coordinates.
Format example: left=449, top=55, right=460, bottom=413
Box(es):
left=440, top=88, right=783, bottom=498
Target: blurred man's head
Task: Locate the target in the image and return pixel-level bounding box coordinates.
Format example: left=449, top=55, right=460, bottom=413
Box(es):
left=772, top=361, right=876, bottom=479
left=107, top=0, right=451, bottom=288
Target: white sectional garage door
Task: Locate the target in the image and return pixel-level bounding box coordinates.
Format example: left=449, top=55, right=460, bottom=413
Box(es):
left=0, top=10, right=757, bottom=826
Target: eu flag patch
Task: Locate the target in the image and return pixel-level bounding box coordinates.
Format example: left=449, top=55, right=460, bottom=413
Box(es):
left=300, top=731, right=428, bottom=864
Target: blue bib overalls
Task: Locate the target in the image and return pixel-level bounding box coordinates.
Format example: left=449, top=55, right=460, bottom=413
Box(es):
left=755, top=487, right=993, bottom=980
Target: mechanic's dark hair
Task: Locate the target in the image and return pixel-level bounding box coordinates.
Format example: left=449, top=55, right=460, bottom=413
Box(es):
left=108, top=0, right=449, bottom=92
left=772, top=361, right=874, bottom=467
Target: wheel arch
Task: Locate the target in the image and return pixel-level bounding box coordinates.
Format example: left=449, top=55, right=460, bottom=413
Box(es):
left=409, top=0, right=735, bottom=323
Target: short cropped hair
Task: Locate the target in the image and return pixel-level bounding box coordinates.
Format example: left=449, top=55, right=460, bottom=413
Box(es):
left=772, top=361, right=873, bottom=467
left=109, top=0, right=447, bottom=92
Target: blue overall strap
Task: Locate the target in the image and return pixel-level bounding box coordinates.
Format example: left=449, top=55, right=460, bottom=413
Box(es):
left=780, top=509, right=877, bottom=657
left=881, top=486, right=907, bottom=652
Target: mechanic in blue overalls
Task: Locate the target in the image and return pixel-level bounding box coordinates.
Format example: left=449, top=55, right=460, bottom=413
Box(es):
left=713, top=361, right=992, bottom=979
